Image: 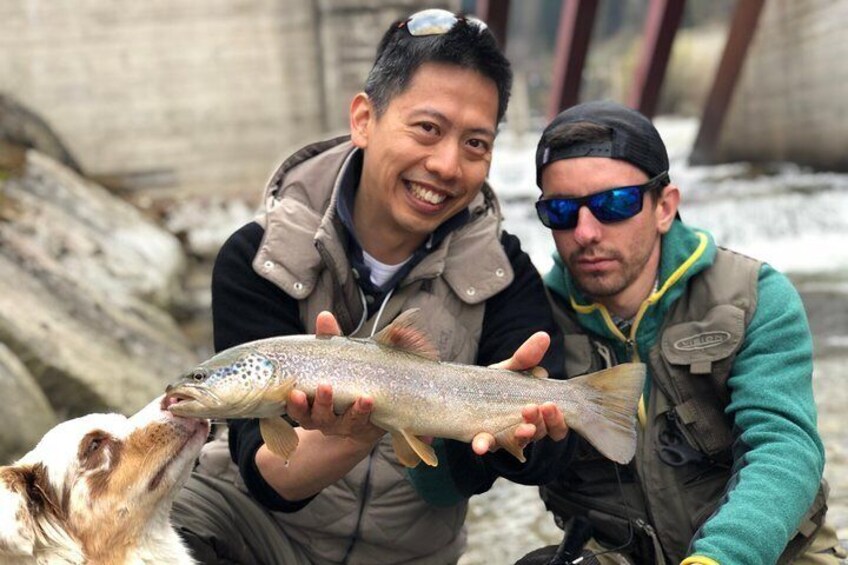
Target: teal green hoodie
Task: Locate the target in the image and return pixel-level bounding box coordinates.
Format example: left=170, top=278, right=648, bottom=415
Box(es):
left=545, top=220, right=825, bottom=565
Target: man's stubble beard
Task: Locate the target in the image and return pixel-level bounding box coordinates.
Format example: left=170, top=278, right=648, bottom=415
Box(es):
left=568, top=236, right=656, bottom=300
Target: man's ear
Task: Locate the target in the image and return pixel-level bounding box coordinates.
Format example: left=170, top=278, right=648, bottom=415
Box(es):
left=349, top=92, right=373, bottom=149
left=0, top=466, right=37, bottom=557
left=656, top=184, right=680, bottom=234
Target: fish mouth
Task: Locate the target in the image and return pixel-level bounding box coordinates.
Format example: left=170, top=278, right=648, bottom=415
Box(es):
left=164, top=386, right=224, bottom=418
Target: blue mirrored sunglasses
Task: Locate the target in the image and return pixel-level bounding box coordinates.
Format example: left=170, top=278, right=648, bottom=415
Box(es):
left=399, top=8, right=487, bottom=36
left=535, top=172, right=669, bottom=230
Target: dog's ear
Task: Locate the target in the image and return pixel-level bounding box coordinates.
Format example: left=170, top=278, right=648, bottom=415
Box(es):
left=0, top=465, right=39, bottom=556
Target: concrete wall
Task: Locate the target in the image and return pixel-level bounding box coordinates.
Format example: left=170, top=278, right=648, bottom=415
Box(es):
left=716, top=0, right=848, bottom=171
left=0, top=0, right=453, bottom=196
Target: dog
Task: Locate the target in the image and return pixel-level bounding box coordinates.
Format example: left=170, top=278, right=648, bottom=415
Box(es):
left=0, top=395, right=208, bottom=564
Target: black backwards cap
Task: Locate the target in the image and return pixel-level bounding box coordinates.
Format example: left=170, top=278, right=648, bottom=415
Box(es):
left=535, top=100, right=669, bottom=187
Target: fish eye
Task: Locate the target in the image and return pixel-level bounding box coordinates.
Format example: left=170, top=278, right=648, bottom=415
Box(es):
left=191, top=370, right=208, bottom=383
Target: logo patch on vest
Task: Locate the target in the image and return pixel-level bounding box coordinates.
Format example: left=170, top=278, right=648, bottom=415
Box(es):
left=673, top=331, right=731, bottom=351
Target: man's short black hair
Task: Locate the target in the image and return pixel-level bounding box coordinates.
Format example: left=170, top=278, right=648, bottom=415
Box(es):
left=364, top=14, right=512, bottom=124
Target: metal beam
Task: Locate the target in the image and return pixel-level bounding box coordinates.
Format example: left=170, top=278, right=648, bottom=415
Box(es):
left=475, top=0, right=511, bottom=50
left=547, top=0, right=600, bottom=120
left=690, top=0, right=766, bottom=165
left=627, top=0, right=686, bottom=117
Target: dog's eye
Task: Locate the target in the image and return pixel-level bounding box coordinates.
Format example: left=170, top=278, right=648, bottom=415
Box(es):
left=84, top=435, right=106, bottom=457
left=77, top=431, right=114, bottom=467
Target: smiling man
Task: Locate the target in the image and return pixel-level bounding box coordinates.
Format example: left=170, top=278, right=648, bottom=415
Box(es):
left=528, top=100, right=845, bottom=565
left=170, top=9, right=570, bottom=565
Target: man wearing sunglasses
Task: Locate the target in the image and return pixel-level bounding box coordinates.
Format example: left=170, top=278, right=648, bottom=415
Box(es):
left=529, top=101, right=844, bottom=564
left=170, top=9, right=572, bottom=565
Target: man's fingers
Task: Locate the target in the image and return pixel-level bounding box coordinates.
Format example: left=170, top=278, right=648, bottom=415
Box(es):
left=521, top=404, right=540, bottom=423
left=541, top=403, right=569, bottom=441
left=489, top=332, right=550, bottom=372
left=472, top=433, right=496, bottom=455
left=315, top=311, right=342, bottom=336
left=514, top=423, right=537, bottom=440
left=286, top=389, right=310, bottom=422
left=307, top=384, right=336, bottom=427
left=346, top=396, right=374, bottom=424
left=313, top=384, right=334, bottom=408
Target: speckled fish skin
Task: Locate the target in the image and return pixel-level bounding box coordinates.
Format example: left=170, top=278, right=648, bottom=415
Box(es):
left=166, top=319, right=646, bottom=465
left=172, top=334, right=583, bottom=438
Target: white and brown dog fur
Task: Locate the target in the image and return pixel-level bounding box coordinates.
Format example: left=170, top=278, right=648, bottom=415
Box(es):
left=0, top=396, right=208, bottom=564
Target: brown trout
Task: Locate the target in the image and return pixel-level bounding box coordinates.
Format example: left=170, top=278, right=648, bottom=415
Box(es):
left=165, top=309, right=645, bottom=467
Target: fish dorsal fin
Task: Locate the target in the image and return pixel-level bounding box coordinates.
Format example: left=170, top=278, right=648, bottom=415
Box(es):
left=372, top=309, right=440, bottom=361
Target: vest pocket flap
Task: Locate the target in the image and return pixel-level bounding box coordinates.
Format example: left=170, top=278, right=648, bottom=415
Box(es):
left=661, top=304, right=745, bottom=368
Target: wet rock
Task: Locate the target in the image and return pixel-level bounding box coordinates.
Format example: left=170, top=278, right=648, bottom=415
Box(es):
left=0, top=149, right=197, bottom=418
left=0, top=248, right=196, bottom=418
left=1, top=150, right=186, bottom=309
left=0, top=343, right=58, bottom=464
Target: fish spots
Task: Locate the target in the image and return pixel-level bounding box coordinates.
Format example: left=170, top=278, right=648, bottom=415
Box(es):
left=207, top=352, right=275, bottom=391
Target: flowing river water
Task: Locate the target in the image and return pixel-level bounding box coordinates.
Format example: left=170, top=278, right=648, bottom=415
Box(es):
left=458, top=118, right=848, bottom=563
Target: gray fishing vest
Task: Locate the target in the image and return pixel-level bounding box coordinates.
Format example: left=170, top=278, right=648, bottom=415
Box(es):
left=541, top=248, right=829, bottom=564
left=203, top=137, right=515, bottom=565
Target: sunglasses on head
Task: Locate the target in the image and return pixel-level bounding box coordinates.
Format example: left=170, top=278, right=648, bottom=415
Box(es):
left=535, top=172, right=670, bottom=230
left=399, top=8, right=488, bottom=36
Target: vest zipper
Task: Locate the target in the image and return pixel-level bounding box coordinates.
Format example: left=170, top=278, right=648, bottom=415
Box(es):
left=634, top=519, right=668, bottom=565
left=624, top=338, right=638, bottom=362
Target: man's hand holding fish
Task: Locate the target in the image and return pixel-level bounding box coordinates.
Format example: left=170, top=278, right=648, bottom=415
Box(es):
left=472, top=329, right=570, bottom=456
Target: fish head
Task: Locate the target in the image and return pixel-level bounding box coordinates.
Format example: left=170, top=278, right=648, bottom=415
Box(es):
left=165, top=346, right=282, bottom=418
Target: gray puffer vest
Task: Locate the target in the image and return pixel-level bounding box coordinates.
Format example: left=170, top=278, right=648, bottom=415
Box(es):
left=203, top=137, right=515, bottom=564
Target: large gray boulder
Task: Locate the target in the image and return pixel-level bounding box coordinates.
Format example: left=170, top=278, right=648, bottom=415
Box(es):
left=0, top=343, right=58, bottom=464
left=0, top=149, right=198, bottom=418
left=2, top=150, right=185, bottom=308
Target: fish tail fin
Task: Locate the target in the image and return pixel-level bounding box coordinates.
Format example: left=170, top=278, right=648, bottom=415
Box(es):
left=565, top=363, right=646, bottom=464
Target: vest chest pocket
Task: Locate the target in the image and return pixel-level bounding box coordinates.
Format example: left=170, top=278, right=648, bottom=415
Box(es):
left=653, top=304, right=746, bottom=456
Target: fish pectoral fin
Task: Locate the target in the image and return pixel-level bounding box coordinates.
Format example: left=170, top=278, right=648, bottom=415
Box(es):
left=494, top=425, right=527, bottom=463
left=260, top=417, right=299, bottom=461
left=393, top=429, right=438, bottom=467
